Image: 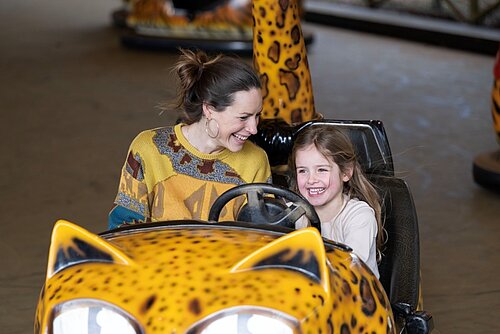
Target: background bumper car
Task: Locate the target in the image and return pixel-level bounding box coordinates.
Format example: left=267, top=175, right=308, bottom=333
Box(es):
left=112, top=0, right=313, bottom=53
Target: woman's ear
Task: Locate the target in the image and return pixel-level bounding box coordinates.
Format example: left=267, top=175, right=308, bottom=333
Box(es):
left=202, top=103, right=214, bottom=119
left=342, top=164, right=354, bottom=182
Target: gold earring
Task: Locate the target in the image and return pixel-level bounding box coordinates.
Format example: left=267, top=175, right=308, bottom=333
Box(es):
left=205, top=118, right=220, bottom=138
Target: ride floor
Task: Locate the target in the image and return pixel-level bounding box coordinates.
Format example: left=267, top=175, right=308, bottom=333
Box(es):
left=1, top=1, right=499, bottom=333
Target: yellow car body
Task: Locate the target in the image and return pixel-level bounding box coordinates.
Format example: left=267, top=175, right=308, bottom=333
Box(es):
left=35, top=219, right=395, bottom=334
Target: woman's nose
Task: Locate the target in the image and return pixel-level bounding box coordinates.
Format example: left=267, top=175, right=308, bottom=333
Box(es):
left=247, top=117, right=258, bottom=135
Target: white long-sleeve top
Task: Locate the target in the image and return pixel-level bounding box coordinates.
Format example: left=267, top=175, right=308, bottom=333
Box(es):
left=296, top=194, right=379, bottom=278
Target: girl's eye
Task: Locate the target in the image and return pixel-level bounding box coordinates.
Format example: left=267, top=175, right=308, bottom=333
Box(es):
left=239, top=116, right=249, bottom=121
left=318, top=168, right=330, bottom=172
left=297, top=169, right=307, bottom=174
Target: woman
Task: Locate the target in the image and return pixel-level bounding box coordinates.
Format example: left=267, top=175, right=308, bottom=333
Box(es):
left=108, top=49, right=272, bottom=229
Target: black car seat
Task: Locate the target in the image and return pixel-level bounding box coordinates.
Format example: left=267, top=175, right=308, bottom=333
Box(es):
left=252, top=119, right=433, bottom=333
left=370, top=175, right=433, bottom=333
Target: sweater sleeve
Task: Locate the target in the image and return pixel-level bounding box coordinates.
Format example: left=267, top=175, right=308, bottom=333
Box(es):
left=108, top=136, right=151, bottom=229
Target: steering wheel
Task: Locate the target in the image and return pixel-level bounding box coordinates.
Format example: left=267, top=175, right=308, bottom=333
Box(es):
left=208, top=183, right=321, bottom=233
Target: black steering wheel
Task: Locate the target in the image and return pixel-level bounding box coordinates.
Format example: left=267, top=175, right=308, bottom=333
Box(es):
left=208, top=183, right=321, bottom=233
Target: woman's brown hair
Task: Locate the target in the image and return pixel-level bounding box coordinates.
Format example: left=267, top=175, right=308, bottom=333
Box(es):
left=172, top=48, right=261, bottom=124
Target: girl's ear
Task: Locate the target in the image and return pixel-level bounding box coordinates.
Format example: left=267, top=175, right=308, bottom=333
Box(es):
left=342, top=164, right=354, bottom=182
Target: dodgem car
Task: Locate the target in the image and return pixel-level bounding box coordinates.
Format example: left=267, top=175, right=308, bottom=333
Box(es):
left=34, top=185, right=395, bottom=334
left=34, top=120, right=433, bottom=334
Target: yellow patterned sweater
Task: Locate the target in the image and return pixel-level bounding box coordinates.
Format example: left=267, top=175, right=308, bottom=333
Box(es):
left=109, top=123, right=272, bottom=229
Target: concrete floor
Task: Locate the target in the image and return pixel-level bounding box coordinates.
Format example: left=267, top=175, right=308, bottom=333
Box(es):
left=1, top=1, right=499, bottom=333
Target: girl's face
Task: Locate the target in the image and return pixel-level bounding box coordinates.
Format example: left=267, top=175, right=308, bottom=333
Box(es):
left=295, top=144, right=350, bottom=209
left=207, top=88, right=262, bottom=153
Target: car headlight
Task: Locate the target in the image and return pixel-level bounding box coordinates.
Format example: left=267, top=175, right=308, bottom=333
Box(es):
left=50, top=299, right=141, bottom=334
left=187, top=307, right=299, bottom=334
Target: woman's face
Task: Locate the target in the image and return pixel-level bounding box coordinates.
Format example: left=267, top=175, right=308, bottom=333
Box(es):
left=295, top=144, right=350, bottom=209
left=208, top=88, right=262, bottom=153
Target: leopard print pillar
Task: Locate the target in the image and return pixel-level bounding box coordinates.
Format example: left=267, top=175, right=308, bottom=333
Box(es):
left=252, top=0, right=321, bottom=124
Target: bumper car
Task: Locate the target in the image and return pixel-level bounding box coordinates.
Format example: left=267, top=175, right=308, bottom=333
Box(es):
left=112, top=0, right=313, bottom=53
left=34, top=120, right=433, bottom=334
left=35, top=179, right=398, bottom=334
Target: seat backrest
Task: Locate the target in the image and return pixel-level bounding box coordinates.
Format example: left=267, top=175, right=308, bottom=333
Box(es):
left=297, top=119, right=394, bottom=176
left=371, top=175, right=421, bottom=310
left=252, top=118, right=394, bottom=177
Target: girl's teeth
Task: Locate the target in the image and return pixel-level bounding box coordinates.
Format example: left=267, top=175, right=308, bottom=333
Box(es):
left=308, top=188, right=325, bottom=195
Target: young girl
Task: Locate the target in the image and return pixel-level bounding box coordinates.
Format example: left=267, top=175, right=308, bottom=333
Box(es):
left=289, top=125, right=384, bottom=277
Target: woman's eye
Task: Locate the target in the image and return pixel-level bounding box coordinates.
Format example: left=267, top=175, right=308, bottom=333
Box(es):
left=239, top=112, right=261, bottom=121
left=297, top=169, right=306, bottom=174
